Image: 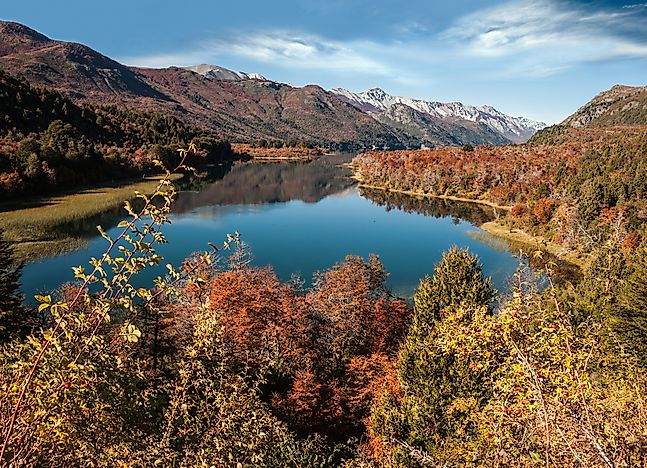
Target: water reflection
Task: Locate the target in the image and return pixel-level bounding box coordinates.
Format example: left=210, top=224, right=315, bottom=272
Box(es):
left=19, top=154, right=577, bottom=302
left=173, top=154, right=356, bottom=212
left=359, top=188, right=496, bottom=226
left=360, top=188, right=580, bottom=283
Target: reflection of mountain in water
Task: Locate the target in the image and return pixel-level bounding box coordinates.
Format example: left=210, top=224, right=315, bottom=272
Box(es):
left=172, top=155, right=356, bottom=213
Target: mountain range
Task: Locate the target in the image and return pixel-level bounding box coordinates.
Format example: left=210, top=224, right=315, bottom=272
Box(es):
left=0, top=20, right=550, bottom=148
left=330, top=87, right=546, bottom=144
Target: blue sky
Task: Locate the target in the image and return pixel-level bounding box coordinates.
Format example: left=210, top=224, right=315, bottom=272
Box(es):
left=3, top=0, right=647, bottom=123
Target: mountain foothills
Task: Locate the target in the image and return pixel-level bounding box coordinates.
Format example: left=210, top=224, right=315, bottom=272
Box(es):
left=528, top=84, right=647, bottom=146
left=0, top=70, right=233, bottom=195
left=563, top=84, right=647, bottom=128
left=0, top=21, right=542, bottom=149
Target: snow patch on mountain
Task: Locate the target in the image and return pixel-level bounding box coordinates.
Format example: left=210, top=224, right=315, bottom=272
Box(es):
left=331, top=87, right=547, bottom=143
left=186, top=64, right=266, bottom=81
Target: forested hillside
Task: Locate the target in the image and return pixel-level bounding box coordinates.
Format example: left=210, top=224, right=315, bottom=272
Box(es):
left=0, top=70, right=232, bottom=196
left=346, top=94, right=647, bottom=464
left=355, top=130, right=647, bottom=258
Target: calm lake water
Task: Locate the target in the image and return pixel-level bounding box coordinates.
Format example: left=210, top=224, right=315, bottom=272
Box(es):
left=20, top=154, right=526, bottom=300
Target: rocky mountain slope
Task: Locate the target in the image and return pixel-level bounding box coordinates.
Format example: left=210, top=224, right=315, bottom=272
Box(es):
left=0, top=21, right=409, bottom=148
left=0, top=21, right=168, bottom=104
left=562, top=84, right=647, bottom=128
left=374, top=103, right=510, bottom=147
left=331, top=87, right=546, bottom=143
left=529, top=84, right=647, bottom=145
left=0, top=20, right=545, bottom=148
left=135, top=67, right=411, bottom=148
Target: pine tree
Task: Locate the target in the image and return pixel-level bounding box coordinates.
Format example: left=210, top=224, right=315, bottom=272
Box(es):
left=618, top=247, right=647, bottom=365
left=412, top=247, right=494, bottom=331
left=0, top=228, right=27, bottom=342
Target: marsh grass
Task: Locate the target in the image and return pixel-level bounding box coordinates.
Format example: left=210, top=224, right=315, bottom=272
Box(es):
left=0, top=175, right=182, bottom=262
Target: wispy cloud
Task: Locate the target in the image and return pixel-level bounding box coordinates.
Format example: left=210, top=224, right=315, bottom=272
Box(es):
left=121, top=51, right=210, bottom=68
left=117, top=0, right=646, bottom=112
left=121, top=31, right=394, bottom=76
left=207, top=32, right=393, bottom=74
left=444, top=0, right=647, bottom=76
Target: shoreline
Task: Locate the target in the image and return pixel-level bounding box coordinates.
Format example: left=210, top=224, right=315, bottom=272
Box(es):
left=0, top=174, right=184, bottom=262
left=0, top=173, right=184, bottom=213
left=231, top=143, right=324, bottom=161
left=478, top=221, right=586, bottom=268
left=357, top=182, right=513, bottom=211
left=356, top=181, right=586, bottom=269
left=247, top=155, right=319, bottom=162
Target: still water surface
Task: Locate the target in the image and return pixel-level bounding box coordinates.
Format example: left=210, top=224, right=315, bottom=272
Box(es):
left=21, top=155, right=524, bottom=299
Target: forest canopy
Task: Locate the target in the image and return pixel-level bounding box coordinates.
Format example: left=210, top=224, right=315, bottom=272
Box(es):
left=0, top=70, right=233, bottom=196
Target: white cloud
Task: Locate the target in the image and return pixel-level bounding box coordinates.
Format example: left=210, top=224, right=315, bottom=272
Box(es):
left=120, top=51, right=209, bottom=68
left=118, top=0, right=647, bottom=96
left=203, top=32, right=393, bottom=75
left=444, top=0, right=647, bottom=76
left=120, top=31, right=394, bottom=76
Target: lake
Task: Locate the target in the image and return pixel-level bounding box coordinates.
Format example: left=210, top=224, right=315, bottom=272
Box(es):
left=19, top=154, right=529, bottom=301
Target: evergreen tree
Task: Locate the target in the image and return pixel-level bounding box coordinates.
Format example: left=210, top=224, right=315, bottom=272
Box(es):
left=372, top=248, right=497, bottom=465
left=618, top=247, right=647, bottom=365
left=412, top=247, right=494, bottom=331
left=0, top=228, right=27, bottom=342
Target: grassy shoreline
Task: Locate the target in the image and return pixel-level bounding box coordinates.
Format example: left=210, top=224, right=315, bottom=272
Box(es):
left=479, top=221, right=586, bottom=268
left=231, top=143, right=324, bottom=161
left=0, top=174, right=182, bottom=262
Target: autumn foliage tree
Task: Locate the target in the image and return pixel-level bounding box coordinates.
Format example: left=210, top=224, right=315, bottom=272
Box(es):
left=354, top=130, right=647, bottom=256
left=208, top=255, right=410, bottom=442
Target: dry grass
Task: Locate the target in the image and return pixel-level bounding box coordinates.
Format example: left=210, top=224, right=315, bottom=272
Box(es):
left=477, top=220, right=586, bottom=268
left=0, top=175, right=181, bottom=261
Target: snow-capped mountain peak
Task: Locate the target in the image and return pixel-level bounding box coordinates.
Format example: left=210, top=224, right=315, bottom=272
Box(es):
left=330, top=87, right=547, bottom=143
left=186, top=64, right=266, bottom=82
